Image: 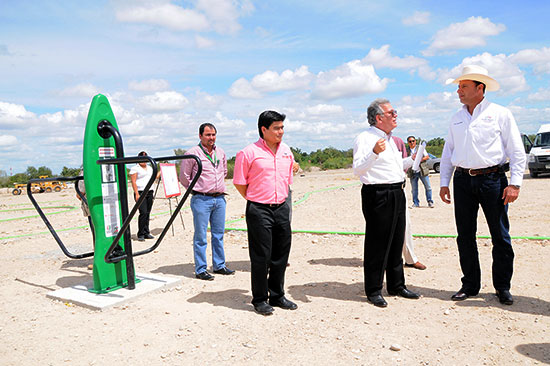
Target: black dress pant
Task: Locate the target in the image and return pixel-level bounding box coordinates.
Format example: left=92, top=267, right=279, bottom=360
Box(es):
left=453, top=170, right=514, bottom=294
left=246, top=201, right=292, bottom=304
left=361, top=183, right=406, bottom=296
left=137, top=190, right=154, bottom=237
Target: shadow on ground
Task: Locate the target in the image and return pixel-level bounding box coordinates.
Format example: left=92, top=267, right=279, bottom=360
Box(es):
left=515, top=343, right=550, bottom=364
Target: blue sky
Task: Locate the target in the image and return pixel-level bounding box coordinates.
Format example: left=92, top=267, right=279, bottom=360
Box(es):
left=1, top=0, right=550, bottom=175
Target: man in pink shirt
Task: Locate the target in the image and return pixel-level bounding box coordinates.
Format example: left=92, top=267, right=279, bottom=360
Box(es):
left=233, top=110, right=296, bottom=315
left=180, top=123, right=234, bottom=281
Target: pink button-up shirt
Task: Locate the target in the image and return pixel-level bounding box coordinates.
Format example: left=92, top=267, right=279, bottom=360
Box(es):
left=179, top=144, right=227, bottom=193
left=233, top=138, right=294, bottom=204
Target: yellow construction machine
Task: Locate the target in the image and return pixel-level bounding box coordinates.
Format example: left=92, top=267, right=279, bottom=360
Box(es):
left=11, top=176, right=67, bottom=195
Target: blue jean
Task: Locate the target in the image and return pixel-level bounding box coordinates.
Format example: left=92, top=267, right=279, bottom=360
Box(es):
left=190, top=194, right=227, bottom=274
left=410, top=172, right=433, bottom=206
left=453, top=170, right=513, bottom=293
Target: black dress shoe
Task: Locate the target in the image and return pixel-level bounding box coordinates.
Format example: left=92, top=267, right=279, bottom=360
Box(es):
left=213, top=267, right=235, bottom=275
left=367, top=294, right=387, bottom=308
left=496, top=290, right=514, bottom=305
left=388, top=288, right=420, bottom=299
left=137, top=236, right=145, bottom=242
left=269, top=296, right=298, bottom=310
left=253, top=301, right=274, bottom=315
left=451, top=290, right=469, bottom=301
left=195, top=271, right=214, bottom=281
left=144, top=233, right=155, bottom=239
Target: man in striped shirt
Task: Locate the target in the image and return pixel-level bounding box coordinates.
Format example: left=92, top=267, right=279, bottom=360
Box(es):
left=180, top=123, right=234, bottom=281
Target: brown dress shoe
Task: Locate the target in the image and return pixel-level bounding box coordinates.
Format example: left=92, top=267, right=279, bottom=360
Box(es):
left=405, top=261, right=427, bottom=270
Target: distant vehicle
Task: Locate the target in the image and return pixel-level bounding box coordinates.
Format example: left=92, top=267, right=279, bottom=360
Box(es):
left=11, top=175, right=68, bottom=195
left=523, top=124, right=550, bottom=178
left=426, top=153, right=441, bottom=173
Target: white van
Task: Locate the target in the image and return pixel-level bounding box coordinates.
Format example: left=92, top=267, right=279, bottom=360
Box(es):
left=523, top=124, right=550, bottom=178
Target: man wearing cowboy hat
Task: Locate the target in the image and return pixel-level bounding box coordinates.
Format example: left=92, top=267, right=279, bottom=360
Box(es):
left=439, top=65, right=526, bottom=305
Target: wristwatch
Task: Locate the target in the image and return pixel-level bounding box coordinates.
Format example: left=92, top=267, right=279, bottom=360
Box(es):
left=510, top=185, right=520, bottom=189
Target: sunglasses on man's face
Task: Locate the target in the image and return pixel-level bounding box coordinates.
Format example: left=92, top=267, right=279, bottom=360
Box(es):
left=408, top=140, right=415, bottom=143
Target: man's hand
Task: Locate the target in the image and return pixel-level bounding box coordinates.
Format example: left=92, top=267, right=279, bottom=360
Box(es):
left=440, top=187, right=451, bottom=204
left=134, top=191, right=140, bottom=201
left=292, top=162, right=300, bottom=174
left=502, top=185, right=520, bottom=205
left=373, top=138, right=386, bottom=154
left=234, top=184, right=248, bottom=199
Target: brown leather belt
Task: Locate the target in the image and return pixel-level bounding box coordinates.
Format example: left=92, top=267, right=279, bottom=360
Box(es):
left=192, top=190, right=225, bottom=197
left=455, top=163, right=509, bottom=176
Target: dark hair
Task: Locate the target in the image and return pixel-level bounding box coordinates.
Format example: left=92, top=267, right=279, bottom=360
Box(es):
left=367, top=98, right=390, bottom=126
left=258, top=110, right=285, bottom=138
left=473, top=81, right=486, bottom=93
left=407, top=136, right=416, bottom=143
left=199, top=123, right=217, bottom=135
left=138, top=151, right=147, bottom=156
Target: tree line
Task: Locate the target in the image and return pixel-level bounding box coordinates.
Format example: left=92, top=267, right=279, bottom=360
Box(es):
left=1, top=137, right=446, bottom=187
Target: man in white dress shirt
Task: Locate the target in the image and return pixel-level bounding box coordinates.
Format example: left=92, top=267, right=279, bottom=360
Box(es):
left=353, top=98, right=421, bottom=308
left=439, top=65, right=526, bottom=305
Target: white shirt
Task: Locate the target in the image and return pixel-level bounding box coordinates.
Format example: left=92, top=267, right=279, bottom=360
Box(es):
left=129, top=164, right=154, bottom=191
left=440, top=98, right=526, bottom=187
left=353, top=126, right=413, bottom=185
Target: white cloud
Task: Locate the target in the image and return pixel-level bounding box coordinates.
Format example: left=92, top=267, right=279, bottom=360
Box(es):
left=139, top=91, right=189, bottom=112
left=363, top=45, right=435, bottom=80
left=211, top=111, right=246, bottom=132
left=195, top=35, right=215, bottom=48
left=0, top=135, right=17, bottom=147
left=509, top=47, right=550, bottom=75
left=57, top=83, right=100, bottom=98
left=394, top=93, right=462, bottom=138
left=424, top=16, right=506, bottom=56
left=115, top=2, right=209, bottom=32
left=228, top=78, right=263, bottom=99
left=196, top=0, right=253, bottom=35
left=192, top=91, right=224, bottom=109
left=129, top=79, right=170, bottom=92
left=305, top=104, right=344, bottom=115
left=229, top=66, right=313, bottom=99
left=440, top=53, right=528, bottom=95
left=230, top=60, right=390, bottom=101
left=0, top=101, right=37, bottom=129
left=115, top=0, right=253, bottom=35
left=402, top=11, right=430, bottom=26
left=528, top=88, right=550, bottom=102
left=250, top=66, right=313, bottom=92
left=312, top=61, right=389, bottom=100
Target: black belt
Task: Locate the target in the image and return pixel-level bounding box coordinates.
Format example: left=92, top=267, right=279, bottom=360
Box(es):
left=455, top=163, right=509, bottom=176
left=249, top=201, right=285, bottom=209
left=363, top=181, right=405, bottom=190
left=192, top=190, right=225, bottom=197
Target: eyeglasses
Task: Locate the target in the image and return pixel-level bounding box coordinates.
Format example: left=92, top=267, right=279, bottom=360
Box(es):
left=381, top=109, right=397, bottom=117
left=407, top=140, right=415, bottom=143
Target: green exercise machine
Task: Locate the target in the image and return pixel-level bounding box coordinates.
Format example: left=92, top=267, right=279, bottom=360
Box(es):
left=28, top=94, right=202, bottom=293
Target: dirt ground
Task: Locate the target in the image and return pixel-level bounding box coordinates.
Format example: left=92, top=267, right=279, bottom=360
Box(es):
left=1, top=169, right=549, bottom=365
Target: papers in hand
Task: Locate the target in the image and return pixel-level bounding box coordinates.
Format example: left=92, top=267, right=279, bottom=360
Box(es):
left=412, top=141, right=426, bottom=172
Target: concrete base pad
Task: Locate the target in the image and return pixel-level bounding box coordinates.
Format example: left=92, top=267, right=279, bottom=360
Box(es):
left=46, top=273, right=182, bottom=310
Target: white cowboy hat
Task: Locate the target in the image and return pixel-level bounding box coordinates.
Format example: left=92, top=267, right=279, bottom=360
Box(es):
left=445, top=64, right=500, bottom=91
